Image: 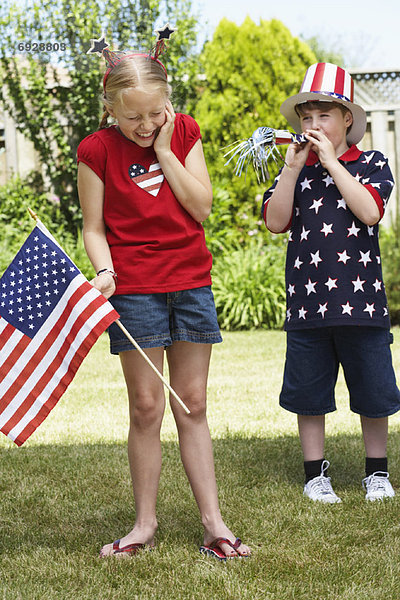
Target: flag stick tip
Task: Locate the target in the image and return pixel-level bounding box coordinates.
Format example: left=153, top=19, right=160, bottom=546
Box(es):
left=27, top=207, right=39, bottom=221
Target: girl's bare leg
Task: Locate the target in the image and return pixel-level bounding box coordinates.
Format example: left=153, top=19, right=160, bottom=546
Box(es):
left=100, top=347, right=165, bottom=556
left=166, top=341, right=251, bottom=557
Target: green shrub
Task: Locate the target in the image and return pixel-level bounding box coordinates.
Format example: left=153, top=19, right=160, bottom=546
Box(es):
left=212, top=236, right=286, bottom=330
left=0, top=176, right=93, bottom=279
left=380, top=225, right=400, bottom=325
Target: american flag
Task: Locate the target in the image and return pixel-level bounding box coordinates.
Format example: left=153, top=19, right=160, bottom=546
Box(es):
left=128, top=161, right=164, bottom=196
left=0, top=219, right=119, bottom=446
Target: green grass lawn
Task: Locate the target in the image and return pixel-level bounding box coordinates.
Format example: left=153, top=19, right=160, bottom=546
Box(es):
left=2, top=330, right=400, bottom=599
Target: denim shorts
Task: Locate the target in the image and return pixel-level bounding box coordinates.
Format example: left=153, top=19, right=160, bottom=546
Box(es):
left=107, top=286, right=222, bottom=354
left=280, top=326, right=400, bottom=418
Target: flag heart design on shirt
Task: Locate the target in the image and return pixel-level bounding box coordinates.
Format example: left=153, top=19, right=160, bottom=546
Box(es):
left=128, top=161, right=164, bottom=197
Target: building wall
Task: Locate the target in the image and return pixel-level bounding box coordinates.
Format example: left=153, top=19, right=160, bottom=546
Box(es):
left=0, top=107, right=39, bottom=186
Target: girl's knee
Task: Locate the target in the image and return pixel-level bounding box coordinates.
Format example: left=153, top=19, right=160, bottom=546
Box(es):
left=130, top=394, right=165, bottom=430
left=173, top=393, right=207, bottom=421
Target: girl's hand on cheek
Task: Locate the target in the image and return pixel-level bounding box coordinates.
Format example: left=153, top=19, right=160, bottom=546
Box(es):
left=154, top=100, right=175, bottom=155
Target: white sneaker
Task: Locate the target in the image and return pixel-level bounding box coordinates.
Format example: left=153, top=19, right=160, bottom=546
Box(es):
left=303, top=460, right=342, bottom=504
left=362, top=471, right=395, bottom=501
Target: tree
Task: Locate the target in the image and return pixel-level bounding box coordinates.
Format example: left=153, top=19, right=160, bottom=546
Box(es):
left=193, top=18, right=316, bottom=252
left=0, top=0, right=201, bottom=231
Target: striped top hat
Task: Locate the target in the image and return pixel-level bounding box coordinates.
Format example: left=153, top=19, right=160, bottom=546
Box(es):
left=280, top=62, right=366, bottom=145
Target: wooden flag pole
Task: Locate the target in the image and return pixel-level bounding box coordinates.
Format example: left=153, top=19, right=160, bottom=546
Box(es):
left=27, top=207, right=190, bottom=415
left=115, top=319, right=190, bottom=415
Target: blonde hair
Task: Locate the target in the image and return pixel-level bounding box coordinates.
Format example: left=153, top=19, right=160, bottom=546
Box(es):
left=99, top=55, right=172, bottom=129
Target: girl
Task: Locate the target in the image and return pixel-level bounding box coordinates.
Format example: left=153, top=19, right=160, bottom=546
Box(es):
left=77, top=43, right=250, bottom=559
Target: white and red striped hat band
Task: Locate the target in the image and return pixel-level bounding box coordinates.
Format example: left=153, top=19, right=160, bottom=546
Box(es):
left=300, top=62, right=354, bottom=103
left=280, top=62, right=366, bottom=145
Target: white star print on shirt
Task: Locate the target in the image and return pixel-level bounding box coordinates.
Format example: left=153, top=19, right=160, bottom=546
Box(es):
left=322, top=174, right=334, bottom=187
left=317, top=302, right=328, bottom=318
left=300, top=177, right=313, bottom=191
left=337, top=250, right=351, bottom=264
left=373, top=279, right=382, bottom=292
left=359, top=250, right=372, bottom=267
left=310, top=250, right=322, bottom=268
left=288, top=284, right=296, bottom=297
left=352, top=275, right=366, bottom=292
left=320, top=223, right=333, bottom=237
left=294, top=257, right=303, bottom=269
left=325, top=277, right=338, bottom=291
left=341, top=302, right=354, bottom=315
left=300, top=226, right=310, bottom=241
left=362, top=152, right=375, bottom=164
left=298, top=306, right=307, bottom=319
left=305, top=278, right=317, bottom=295
left=309, top=197, right=324, bottom=214
left=364, top=302, right=375, bottom=317
left=375, top=160, right=386, bottom=169
left=337, top=198, right=347, bottom=210
left=347, top=221, right=360, bottom=237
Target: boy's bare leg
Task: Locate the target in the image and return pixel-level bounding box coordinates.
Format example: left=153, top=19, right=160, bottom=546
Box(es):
left=297, top=414, right=325, bottom=461
left=360, top=416, right=388, bottom=458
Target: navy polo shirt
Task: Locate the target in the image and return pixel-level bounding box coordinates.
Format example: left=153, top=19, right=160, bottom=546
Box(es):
left=262, top=145, right=394, bottom=331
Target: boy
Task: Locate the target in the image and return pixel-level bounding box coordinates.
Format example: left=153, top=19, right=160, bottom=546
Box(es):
left=262, top=62, right=400, bottom=503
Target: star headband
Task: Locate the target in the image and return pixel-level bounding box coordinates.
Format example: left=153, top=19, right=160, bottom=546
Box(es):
left=87, top=23, right=176, bottom=90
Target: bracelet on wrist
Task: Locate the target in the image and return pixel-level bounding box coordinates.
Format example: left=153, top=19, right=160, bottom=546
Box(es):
left=96, top=268, right=118, bottom=284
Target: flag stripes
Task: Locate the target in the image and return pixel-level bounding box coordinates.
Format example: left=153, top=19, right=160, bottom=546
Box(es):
left=0, top=221, right=119, bottom=445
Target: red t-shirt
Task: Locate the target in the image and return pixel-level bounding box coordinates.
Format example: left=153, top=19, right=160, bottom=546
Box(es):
left=77, top=113, right=212, bottom=294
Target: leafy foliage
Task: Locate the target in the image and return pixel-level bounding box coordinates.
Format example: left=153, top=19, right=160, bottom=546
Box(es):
left=212, top=237, right=287, bottom=330
left=194, top=18, right=316, bottom=248
left=0, top=176, right=94, bottom=278
left=380, top=225, right=400, bottom=325
left=0, top=0, right=201, bottom=232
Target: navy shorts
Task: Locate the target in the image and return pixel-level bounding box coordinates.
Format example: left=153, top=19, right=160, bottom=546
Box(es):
left=107, top=286, right=222, bottom=354
left=280, top=326, right=400, bottom=418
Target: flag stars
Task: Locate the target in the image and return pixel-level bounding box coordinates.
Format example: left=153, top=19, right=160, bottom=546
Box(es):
left=375, top=160, right=386, bottom=170
left=288, top=284, right=296, bottom=297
